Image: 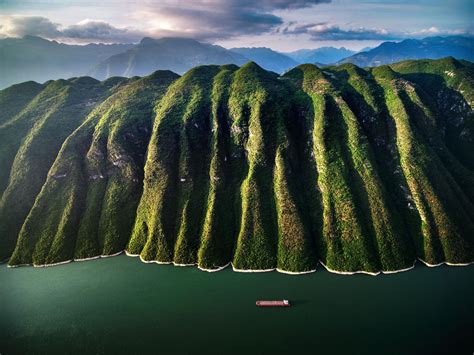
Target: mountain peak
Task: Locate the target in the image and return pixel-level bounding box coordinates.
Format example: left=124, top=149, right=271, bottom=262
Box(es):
left=145, top=70, right=181, bottom=82
left=22, top=35, right=45, bottom=41
left=139, top=37, right=157, bottom=45
left=241, top=61, right=265, bottom=71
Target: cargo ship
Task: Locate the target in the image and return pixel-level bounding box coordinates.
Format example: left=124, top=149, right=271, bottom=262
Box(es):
left=256, top=300, right=290, bottom=307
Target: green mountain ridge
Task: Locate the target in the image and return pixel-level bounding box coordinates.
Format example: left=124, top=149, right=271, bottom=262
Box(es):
left=1, top=58, right=473, bottom=273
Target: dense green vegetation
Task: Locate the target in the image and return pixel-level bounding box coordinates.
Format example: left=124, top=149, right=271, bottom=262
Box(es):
left=1, top=58, right=473, bottom=272
left=0, top=77, right=128, bottom=261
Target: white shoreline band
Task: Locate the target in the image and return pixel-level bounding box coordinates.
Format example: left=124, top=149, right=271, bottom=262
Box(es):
left=417, top=257, right=474, bottom=267
left=231, top=262, right=275, bottom=273
left=100, top=251, right=123, bottom=258
left=5, top=253, right=474, bottom=274
left=276, top=268, right=317, bottom=275
left=319, top=260, right=418, bottom=276
left=198, top=262, right=231, bottom=272
left=7, top=263, right=32, bottom=268
left=34, top=259, right=72, bottom=268
left=319, top=261, right=380, bottom=275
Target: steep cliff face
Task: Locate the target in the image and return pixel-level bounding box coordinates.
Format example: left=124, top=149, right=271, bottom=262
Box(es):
left=2, top=58, right=473, bottom=273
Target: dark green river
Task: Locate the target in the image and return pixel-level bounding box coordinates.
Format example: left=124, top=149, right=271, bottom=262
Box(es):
left=1, top=255, right=473, bottom=354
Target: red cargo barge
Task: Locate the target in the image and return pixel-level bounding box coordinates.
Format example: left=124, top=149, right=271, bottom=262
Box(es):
left=256, top=300, right=290, bottom=307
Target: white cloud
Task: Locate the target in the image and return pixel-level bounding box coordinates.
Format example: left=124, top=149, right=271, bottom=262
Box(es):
left=0, top=16, right=61, bottom=38
left=0, top=1, right=332, bottom=42
left=280, top=21, right=473, bottom=41
left=407, top=26, right=471, bottom=37
left=61, top=19, right=145, bottom=42
left=280, top=22, right=395, bottom=40
left=0, top=15, right=146, bottom=43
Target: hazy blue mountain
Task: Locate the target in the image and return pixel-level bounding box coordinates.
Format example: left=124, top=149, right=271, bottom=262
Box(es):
left=230, top=47, right=299, bottom=73
left=0, top=35, right=133, bottom=89
left=91, top=37, right=248, bottom=79
left=286, top=47, right=356, bottom=64
left=359, top=46, right=374, bottom=53
left=339, top=36, right=474, bottom=67
left=4, top=35, right=472, bottom=90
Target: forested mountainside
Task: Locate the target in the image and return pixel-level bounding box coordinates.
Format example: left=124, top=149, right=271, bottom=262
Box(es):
left=1, top=57, right=473, bottom=274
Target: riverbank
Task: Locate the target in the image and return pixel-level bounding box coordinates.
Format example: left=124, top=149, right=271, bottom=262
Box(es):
left=5, top=250, right=473, bottom=275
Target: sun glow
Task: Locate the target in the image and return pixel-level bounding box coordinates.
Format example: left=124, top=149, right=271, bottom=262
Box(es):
left=149, top=19, right=175, bottom=32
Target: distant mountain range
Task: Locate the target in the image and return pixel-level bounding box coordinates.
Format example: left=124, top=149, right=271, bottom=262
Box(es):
left=0, top=35, right=132, bottom=89
left=229, top=47, right=299, bottom=73
left=285, top=47, right=356, bottom=64
left=339, top=36, right=474, bottom=67
left=0, top=35, right=473, bottom=89
left=91, top=37, right=248, bottom=79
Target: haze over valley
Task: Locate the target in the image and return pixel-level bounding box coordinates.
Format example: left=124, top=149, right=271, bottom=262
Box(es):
left=1, top=34, right=473, bottom=89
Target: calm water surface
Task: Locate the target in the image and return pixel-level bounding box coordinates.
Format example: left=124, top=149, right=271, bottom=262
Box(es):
left=1, top=255, right=473, bottom=354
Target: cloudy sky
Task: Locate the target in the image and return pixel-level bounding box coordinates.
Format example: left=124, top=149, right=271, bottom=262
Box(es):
left=0, top=0, right=472, bottom=51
